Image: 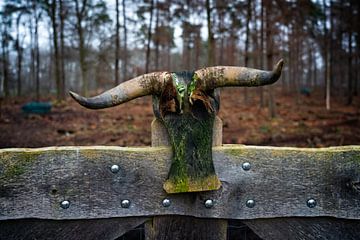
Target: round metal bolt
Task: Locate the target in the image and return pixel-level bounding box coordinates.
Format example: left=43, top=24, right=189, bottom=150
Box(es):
left=162, top=198, right=171, bottom=207
left=110, top=164, right=120, bottom=173
left=204, top=199, right=214, bottom=208
left=60, top=200, right=70, bottom=209
left=307, top=198, right=317, bottom=208
left=242, top=162, right=251, bottom=171
left=121, top=199, right=131, bottom=208
left=246, top=199, right=255, bottom=208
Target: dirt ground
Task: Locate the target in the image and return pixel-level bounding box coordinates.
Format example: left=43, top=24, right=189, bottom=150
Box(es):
left=0, top=87, right=359, bottom=148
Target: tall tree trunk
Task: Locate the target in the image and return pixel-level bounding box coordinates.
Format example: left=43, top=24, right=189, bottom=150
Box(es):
left=244, top=0, right=252, bottom=104
left=154, top=3, right=160, bottom=70
left=1, top=21, right=9, bottom=97
left=75, top=0, right=88, bottom=96
left=115, top=0, right=120, bottom=85
left=288, top=27, right=295, bottom=92
left=50, top=0, right=62, bottom=101
left=313, top=42, right=317, bottom=88
left=294, top=24, right=300, bottom=105
left=259, top=0, right=265, bottom=108
left=29, top=2, right=36, bottom=99
left=194, top=31, right=201, bottom=69
left=218, top=11, right=224, bottom=65
left=206, top=0, right=215, bottom=66
left=59, top=0, right=66, bottom=99
left=145, top=0, right=154, bottom=73
left=307, top=40, right=313, bottom=88
left=244, top=0, right=252, bottom=67
left=265, top=1, right=275, bottom=118
left=347, top=31, right=353, bottom=105
left=355, top=2, right=360, bottom=96
left=329, top=0, right=334, bottom=97
left=16, top=16, right=23, bottom=96
left=34, top=1, right=40, bottom=101
left=323, top=0, right=330, bottom=110
left=122, top=0, right=127, bottom=81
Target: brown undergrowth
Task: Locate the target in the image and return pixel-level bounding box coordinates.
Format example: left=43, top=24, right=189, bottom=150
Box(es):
left=0, top=87, right=359, bottom=148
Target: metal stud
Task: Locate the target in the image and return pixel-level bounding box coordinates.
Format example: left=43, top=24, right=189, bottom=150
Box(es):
left=110, top=164, right=120, bottom=173
left=162, top=198, right=171, bottom=207
left=204, top=199, right=214, bottom=208
left=242, top=162, right=251, bottom=171
left=246, top=199, right=255, bottom=208
left=60, top=200, right=70, bottom=209
left=121, top=199, right=131, bottom=208
left=307, top=198, right=317, bottom=208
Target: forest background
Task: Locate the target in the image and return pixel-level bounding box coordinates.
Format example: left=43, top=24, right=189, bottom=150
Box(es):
left=0, top=0, right=359, bottom=148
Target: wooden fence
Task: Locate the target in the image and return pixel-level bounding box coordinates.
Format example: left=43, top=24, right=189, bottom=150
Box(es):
left=1, top=119, right=360, bottom=239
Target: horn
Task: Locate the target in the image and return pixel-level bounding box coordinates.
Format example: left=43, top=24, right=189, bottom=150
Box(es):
left=69, top=72, right=170, bottom=109
left=195, top=59, right=284, bottom=91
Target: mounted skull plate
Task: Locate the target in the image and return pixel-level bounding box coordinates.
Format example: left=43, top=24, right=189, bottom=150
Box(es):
left=70, top=60, right=284, bottom=194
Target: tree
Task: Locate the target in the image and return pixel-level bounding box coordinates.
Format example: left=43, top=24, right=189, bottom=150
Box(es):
left=72, top=0, right=110, bottom=96
left=265, top=1, right=275, bottom=118
left=42, top=0, right=63, bottom=100
left=115, top=0, right=120, bottom=85
left=122, top=0, right=128, bottom=80
left=323, top=0, right=330, bottom=110
left=206, top=0, right=215, bottom=66
left=244, top=0, right=252, bottom=103
left=0, top=2, right=13, bottom=97
left=145, top=0, right=154, bottom=73
left=59, top=0, right=66, bottom=99
left=13, top=2, right=29, bottom=96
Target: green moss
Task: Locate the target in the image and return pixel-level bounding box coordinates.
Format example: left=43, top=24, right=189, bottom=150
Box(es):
left=161, top=71, right=221, bottom=193
left=223, top=147, right=248, bottom=157
left=1, top=151, right=41, bottom=179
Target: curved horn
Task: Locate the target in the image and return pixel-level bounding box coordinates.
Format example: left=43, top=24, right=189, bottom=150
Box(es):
left=69, top=72, right=171, bottom=109
left=195, top=59, right=284, bottom=91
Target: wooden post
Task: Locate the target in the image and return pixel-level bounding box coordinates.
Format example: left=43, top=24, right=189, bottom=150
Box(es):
left=146, top=117, right=227, bottom=240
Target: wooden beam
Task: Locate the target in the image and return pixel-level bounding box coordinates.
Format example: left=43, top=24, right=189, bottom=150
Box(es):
left=145, top=216, right=227, bottom=240
left=0, top=217, right=147, bottom=240
left=0, top=145, right=360, bottom=220
left=244, top=217, right=360, bottom=240
left=144, top=118, right=227, bottom=240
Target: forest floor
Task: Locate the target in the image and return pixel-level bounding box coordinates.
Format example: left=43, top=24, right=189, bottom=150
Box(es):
left=0, top=87, right=359, bottom=148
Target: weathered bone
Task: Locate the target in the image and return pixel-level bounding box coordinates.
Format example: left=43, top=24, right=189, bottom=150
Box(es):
left=69, top=72, right=171, bottom=109
left=69, top=60, right=283, bottom=109
left=194, top=59, right=284, bottom=91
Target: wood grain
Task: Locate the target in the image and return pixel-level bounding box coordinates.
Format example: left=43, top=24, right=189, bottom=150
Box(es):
left=244, top=217, right=360, bottom=240
left=0, top=145, right=360, bottom=220
left=145, top=216, right=227, bottom=240
left=0, top=217, right=147, bottom=240
left=145, top=118, right=227, bottom=240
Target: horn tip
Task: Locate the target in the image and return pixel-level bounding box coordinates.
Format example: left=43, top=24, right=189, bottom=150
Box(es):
left=275, top=59, right=284, bottom=72
left=68, top=90, right=88, bottom=107
left=68, top=91, right=80, bottom=101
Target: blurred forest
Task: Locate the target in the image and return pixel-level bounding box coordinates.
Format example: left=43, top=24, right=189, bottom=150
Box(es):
left=0, top=0, right=360, bottom=148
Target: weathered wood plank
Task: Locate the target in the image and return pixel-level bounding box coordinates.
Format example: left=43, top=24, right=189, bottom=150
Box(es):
left=0, top=145, right=360, bottom=220
left=144, top=118, right=227, bottom=240
left=145, top=216, right=227, bottom=240
left=243, top=217, right=360, bottom=240
left=0, top=217, right=147, bottom=240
